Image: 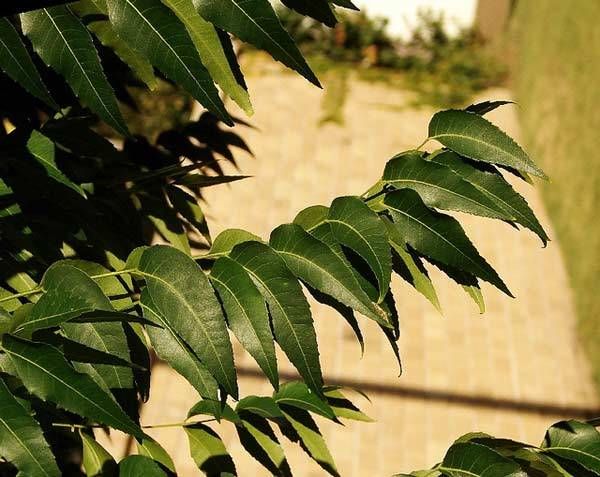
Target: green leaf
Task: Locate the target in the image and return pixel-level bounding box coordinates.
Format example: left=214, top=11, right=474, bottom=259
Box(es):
left=160, top=0, right=252, bottom=114
left=175, top=174, right=249, bottom=188
left=26, top=130, right=85, bottom=196
left=105, top=0, right=231, bottom=125
left=236, top=396, right=283, bottom=419
left=274, top=381, right=335, bottom=420
left=428, top=109, right=546, bottom=178
left=0, top=18, right=57, bottom=108
left=281, top=407, right=339, bottom=477
left=73, top=0, right=158, bottom=89
left=119, top=455, right=168, bottom=476
left=0, top=376, right=60, bottom=477
left=138, top=245, right=237, bottom=397
left=270, top=223, right=388, bottom=326
left=194, top=0, right=319, bottom=86
left=15, top=262, right=110, bottom=334
left=465, top=100, right=514, bottom=116
left=80, top=431, right=118, bottom=477
left=21, top=262, right=137, bottom=414
left=236, top=413, right=291, bottom=476
left=323, top=388, right=374, bottom=423
left=229, top=241, right=323, bottom=394
left=384, top=189, right=512, bottom=296
left=280, top=0, right=337, bottom=27
left=542, top=420, right=600, bottom=473
left=140, top=290, right=219, bottom=401
left=210, top=256, right=278, bottom=388
left=20, top=6, right=128, bottom=135
left=209, top=229, right=262, bottom=257
left=136, top=437, right=176, bottom=474
left=383, top=151, right=513, bottom=220
left=327, top=196, right=391, bottom=303
left=185, top=424, right=237, bottom=476
left=439, top=442, right=524, bottom=477
left=2, top=334, right=144, bottom=439
left=294, top=205, right=329, bottom=231
left=383, top=217, right=441, bottom=313
left=429, top=150, right=548, bottom=245
left=187, top=399, right=239, bottom=423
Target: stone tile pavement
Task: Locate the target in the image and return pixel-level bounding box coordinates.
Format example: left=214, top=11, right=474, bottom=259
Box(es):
left=99, top=73, right=599, bottom=476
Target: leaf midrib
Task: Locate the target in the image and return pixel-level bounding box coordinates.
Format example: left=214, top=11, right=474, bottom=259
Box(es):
left=4, top=347, right=137, bottom=436
left=139, top=269, right=234, bottom=393
left=385, top=178, right=508, bottom=219
left=44, top=8, right=122, bottom=130
left=429, top=130, right=539, bottom=175
left=326, top=218, right=386, bottom=299
left=209, top=273, right=276, bottom=381
left=140, top=302, right=216, bottom=397
left=388, top=206, right=489, bottom=278
left=0, top=414, right=52, bottom=476
left=228, top=0, right=304, bottom=72
left=239, top=263, right=319, bottom=392
left=123, top=0, right=222, bottom=114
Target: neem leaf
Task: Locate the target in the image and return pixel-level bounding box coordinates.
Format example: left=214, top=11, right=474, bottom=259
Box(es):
left=2, top=335, right=144, bottom=439
left=80, top=431, right=118, bottom=477
left=0, top=377, right=60, bottom=477
left=209, top=229, right=262, bottom=257
left=161, top=0, right=252, bottom=114
left=136, top=437, right=176, bottom=474
left=428, top=109, right=546, bottom=178
left=0, top=18, right=57, bottom=108
left=21, top=6, right=127, bottom=135
left=465, top=100, right=514, bottom=116
left=439, top=441, right=524, bottom=477
left=429, top=150, right=548, bottom=245
left=270, top=223, right=388, bottom=326
left=119, top=455, right=168, bottom=476
left=72, top=0, right=158, bottom=89
left=236, top=413, right=291, bottom=476
left=140, top=290, right=219, bottom=401
left=274, top=381, right=335, bottom=420
left=542, top=420, right=600, bottom=474
left=210, top=256, right=278, bottom=388
left=327, top=196, right=391, bottom=303
left=230, top=241, right=323, bottom=394
left=384, top=189, right=512, bottom=296
left=106, top=0, right=231, bottom=125
left=194, top=0, right=319, bottom=86
left=138, top=246, right=237, bottom=397
left=383, top=218, right=441, bottom=313
left=280, top=0, right=337, bottom=27
left=281, top=406, right=339, bottom=477
left=383, top=151, right=513, bottom=220
left=185, top=424, right=237, bottom=476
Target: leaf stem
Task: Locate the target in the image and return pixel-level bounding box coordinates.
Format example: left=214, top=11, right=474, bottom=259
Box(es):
left=51, top=418, right=217, bottom=431
left=0, top=287, right=43, bottom=304
left=90, top=269, right=135, bottom=279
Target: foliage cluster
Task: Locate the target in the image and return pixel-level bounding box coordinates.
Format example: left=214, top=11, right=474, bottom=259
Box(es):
left=0, top=0, right=596, bottom=475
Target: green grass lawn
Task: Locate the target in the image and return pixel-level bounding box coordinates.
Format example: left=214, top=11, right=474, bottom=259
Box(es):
left=513, top=0, right=600, bottom=391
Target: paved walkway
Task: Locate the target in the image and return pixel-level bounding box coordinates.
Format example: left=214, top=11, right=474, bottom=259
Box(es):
left=102, top=73, right=598, bottom=476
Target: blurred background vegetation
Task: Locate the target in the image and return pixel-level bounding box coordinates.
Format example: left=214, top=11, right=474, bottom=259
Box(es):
left=272, top=7, right=507, bottom=109
left=512, top=0, right=600, bottom=390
